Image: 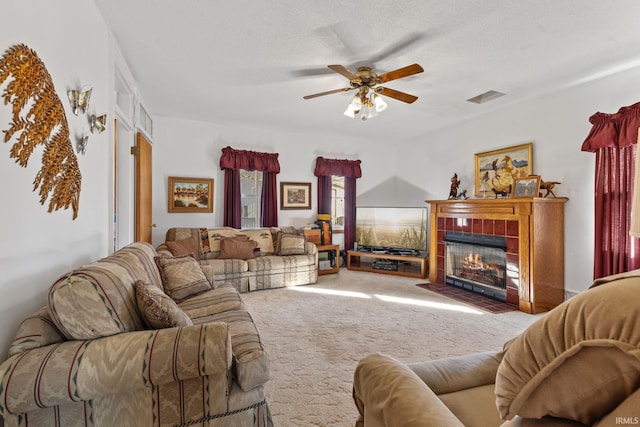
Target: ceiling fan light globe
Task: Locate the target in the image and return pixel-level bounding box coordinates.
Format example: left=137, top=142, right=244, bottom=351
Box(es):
left=373, top=94, right=388, bottom=112
left=349, top=95, right=362, bottom=110
left=344, top=105, right=356, bottom=118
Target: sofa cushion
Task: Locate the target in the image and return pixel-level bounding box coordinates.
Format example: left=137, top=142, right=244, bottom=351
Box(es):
left=439, top=384, right=504, bottom=427
left=200, top=258, right=249, bottom=275
left=241, top=229, right=275, bottom=254
left=165, top=238, right=200, bottom=260
left=155, top=255, right=212, bottom=302
left=247, top=254, right=316, bottom=273
left=48, top=242, right=158, bottom=340
left=178, top=284, right=243, bottom=319
left=8, top=306, right=65, bottom=356
left=495, top=276, right=640, bottom=425
left=218, top=237, right=257, bottom=260
left=275, top=232, right=307, bottom=255
left=134, top=280, right=193, bottom=329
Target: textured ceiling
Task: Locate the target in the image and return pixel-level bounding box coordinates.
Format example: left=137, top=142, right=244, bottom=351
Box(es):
left=94, top=0, right=640, bottom=144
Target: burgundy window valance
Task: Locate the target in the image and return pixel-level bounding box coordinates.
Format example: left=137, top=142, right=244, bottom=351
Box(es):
left=314, top=156, right=362, bottom=178
left=581, top=101, right=640, bottom=152
left=219, top=146, right=280, bottom=173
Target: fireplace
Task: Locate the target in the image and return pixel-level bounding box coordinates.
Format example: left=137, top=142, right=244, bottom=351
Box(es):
left=444, top=232, right=507, bottom=302
left=426, top=198, right=568, bottom=314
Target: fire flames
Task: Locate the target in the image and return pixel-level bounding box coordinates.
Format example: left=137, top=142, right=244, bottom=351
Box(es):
left=465, top=252, right=483, bottom=266
left=460, top=251, right=503, bottom=286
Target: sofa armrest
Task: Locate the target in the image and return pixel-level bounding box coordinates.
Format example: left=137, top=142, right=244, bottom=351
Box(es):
left=305, top=241, right=317, bottom=255
left=353, top=353, right=464, bottom=427
left=156, top=242, right=173, bottom=257
left=0, top=323, right=232, bottom=416
left=407, top=350, right=503, bottom=395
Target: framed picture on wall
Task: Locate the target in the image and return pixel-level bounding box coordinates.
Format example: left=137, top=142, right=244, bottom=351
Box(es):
left=474, top=142, right=533, bottom=197
left=168, top=176, right=214, bottom=213
left=280, top=182, right=312, bottom=210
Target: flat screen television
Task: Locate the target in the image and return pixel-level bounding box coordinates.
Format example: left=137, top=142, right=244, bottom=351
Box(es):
left=355, top=207, right=428, bottom=253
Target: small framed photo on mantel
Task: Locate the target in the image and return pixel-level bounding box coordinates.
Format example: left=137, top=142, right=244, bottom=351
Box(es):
left=511, top=175, right=541, bottom=198
left=280, top=182, right=312, bottom=210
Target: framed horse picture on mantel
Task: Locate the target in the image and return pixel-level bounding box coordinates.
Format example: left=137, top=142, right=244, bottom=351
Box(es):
left=474, top=142, right=533, bottom=198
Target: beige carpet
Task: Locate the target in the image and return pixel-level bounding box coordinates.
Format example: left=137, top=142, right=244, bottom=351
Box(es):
left=241, top=269, right=541, bottom=427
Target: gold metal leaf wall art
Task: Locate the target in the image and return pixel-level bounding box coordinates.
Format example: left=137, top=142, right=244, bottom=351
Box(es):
left=0, top=43, right=81, bottom=219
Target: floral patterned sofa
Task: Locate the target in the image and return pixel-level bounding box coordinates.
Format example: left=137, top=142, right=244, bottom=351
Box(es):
left=157, top=227, right=318, bottom=293
left=0, top=242, right=271, bottom=427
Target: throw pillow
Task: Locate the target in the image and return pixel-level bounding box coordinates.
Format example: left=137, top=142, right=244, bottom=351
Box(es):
left=208, top=229, right=246, bottom=252
left=495, top=276, right=640, bottom=425
left=165, top=238, right=200, bottom=260
left=154, top=255, right=212, bottom=302
left=134, top=280, right=193, bottom=329
left=276, top=232, right=307, bottom=256
left=218, top=236, right=258, bottom=259
left=242, top=229, right=275, bottom=254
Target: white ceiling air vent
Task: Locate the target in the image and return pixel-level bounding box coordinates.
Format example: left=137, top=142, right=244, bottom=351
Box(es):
left=467, top=90, right=506, bottom=104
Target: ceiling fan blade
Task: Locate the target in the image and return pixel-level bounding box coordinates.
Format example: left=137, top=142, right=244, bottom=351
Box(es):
left=377, top=87, right=419, bottom=104
left=328, top=65, right=357, bottom=80
left=303, top=87, right=354, bottom=100
left=291, top=67, right=336, bottom=78
left=314, top=24, right=357, bottom=60
left=377, top=64, right=424, bottom=83
left=367, top=32, right=428, bottom=64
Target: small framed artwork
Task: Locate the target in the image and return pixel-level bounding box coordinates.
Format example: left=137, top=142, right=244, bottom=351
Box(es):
left=280, top=182, right=312, bottom=210
left=168, top=176, right=214, bottom=213
left=474, top=142, right=533, bottom=197
left=511, top=175, right=541, bottom=198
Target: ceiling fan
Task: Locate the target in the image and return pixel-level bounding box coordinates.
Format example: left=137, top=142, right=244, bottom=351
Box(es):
left=302, top=63, right=424, bottom=119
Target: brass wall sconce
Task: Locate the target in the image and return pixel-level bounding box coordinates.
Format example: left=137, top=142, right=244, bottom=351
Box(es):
left=67, top=85, right=92, bottom=116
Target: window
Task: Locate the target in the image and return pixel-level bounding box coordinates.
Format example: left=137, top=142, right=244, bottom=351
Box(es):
left=331, top=176, right=345, bottom=228
left=240, top=170, right=262, bottom=228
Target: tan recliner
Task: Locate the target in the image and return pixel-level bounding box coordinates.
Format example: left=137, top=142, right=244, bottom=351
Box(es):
left=353, top=271, right=640, bottom=427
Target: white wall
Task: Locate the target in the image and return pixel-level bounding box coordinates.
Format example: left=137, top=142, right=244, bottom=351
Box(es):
left=151, top=117, right=395, bottom=249
left=0, top=1, right=112, bottom=356
left=397, top=66, right=640, bottom=295
left=1, top=0, right=638, bottom=369
left=152, top=66, right=640, bottom=296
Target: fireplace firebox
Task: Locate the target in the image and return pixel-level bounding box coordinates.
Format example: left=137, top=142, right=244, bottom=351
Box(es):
left=444, top=232, right=507, bottom=302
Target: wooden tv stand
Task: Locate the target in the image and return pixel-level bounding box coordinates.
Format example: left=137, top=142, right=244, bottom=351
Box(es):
left=347, top=250, right=428, bottom=279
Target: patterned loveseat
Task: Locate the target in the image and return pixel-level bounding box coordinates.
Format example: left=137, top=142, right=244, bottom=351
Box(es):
left=0, top=242, right=271, bottom=427
left=158, top=227, right=318, bottom=293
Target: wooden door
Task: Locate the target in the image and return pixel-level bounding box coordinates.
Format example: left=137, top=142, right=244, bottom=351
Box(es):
left=135, top=132, right=153, bottom=243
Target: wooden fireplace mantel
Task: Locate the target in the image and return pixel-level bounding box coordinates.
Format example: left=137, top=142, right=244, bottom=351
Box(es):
left=425, top=197, right=568, bottom=314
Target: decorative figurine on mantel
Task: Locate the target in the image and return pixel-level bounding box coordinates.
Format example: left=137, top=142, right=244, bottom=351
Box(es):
left=539, top=179, right=561, bottom=198
left=448, top=173, right=461, bottom=199
left=456, top=189, right=469, bottom=200
left=492, top=186, right=511, bottom=198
